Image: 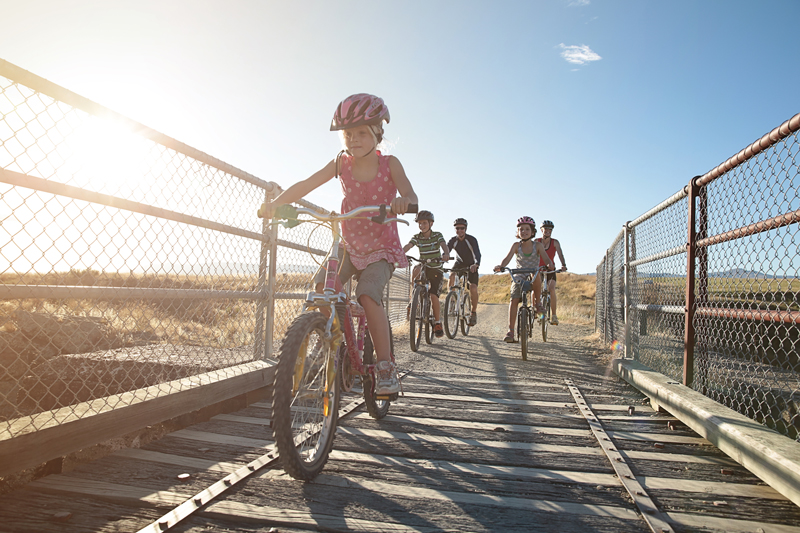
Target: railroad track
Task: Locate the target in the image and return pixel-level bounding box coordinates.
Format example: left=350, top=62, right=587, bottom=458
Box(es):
left=2, top=364, right=798, bottom=532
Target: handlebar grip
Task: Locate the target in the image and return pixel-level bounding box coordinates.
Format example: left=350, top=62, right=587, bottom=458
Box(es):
left=407, top=203, right=418, bottom=214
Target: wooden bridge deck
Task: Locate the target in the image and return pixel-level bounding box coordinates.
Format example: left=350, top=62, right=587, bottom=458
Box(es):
left=0, top=305, right=798, bottom=532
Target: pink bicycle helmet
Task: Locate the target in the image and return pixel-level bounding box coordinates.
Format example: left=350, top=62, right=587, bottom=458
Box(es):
left=517, top=216, right=536, bottom=228
left=330, top=93, right=390, bottom=131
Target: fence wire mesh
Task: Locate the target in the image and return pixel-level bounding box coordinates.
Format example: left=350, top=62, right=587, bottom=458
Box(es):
left=596, top=113, right=800, bottom=440
left=0, top=64, right=410, bottom=451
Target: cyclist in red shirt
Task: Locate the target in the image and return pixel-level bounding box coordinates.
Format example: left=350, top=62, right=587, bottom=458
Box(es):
left=535, top=220, right=567, bottom=325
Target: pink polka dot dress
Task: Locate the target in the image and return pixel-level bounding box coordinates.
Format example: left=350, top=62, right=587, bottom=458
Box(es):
left=337, top=152, right=408, bottom=271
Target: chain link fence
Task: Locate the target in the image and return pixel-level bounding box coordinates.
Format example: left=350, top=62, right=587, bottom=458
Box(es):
left=596, top=112, right=800, bottom=440
left=0, top=59, right=410, bottom=475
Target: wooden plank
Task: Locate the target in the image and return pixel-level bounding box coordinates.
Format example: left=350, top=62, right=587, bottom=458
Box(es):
left=350, top=413, right=593, bottom=437
left=328, top=450, right=619, bottom=485
left=113, top=448, right=242, bottom=473
left=608, top=430, right=711, bottom=445
left=409, top=376, right=557, bottom=388
left=168, top=429, right=272, bottom=449
left=308, top=473, right=641, bottom=520
left=338, top=426, right=735, bottom=465
left=0, top=361, right=274, bottom=478
left=666, top=511, right=800, bottom=532
left=203, top=500, right=447, bottom=533
left=27, top=475, right=188, bottom=506
left=327, top=450, right=786, bottom=500
left=337, top=427, right=604, bottom=456
left=400, top=392, right=577, bottom=408
left=642, top=477, right=788, bottom=500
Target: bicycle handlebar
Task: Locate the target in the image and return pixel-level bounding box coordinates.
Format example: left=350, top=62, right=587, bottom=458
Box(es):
left=494, top=266, right=541, bottom=275
left=407, top=255, right=451, bottom=267
left=268, top=203, right=418, bottom=228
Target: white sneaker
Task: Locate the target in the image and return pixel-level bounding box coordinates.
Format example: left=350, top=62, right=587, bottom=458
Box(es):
left=375, top=360, right=400, bottom=395
left=550, top=315, right=559, bottom=325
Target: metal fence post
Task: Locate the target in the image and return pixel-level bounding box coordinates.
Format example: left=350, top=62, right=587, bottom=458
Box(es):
left=683, top=177, right=699, bottom=387
left=624, top=222, right=631, bottom=359
left=264, top=196, right=280, bottom=361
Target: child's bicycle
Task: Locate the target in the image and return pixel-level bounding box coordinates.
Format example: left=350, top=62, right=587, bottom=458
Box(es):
left=406, top=256, right=445, bottom=351
left=266, top=203, right=414, bottom=481
left=538, top=268, right=563, bottom=342
left=443, top=266, right=472, bottom=339
left=497, top=266, right=542, bottom=361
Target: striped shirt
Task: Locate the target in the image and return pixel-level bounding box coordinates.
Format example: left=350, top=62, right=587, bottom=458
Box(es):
left=408, top=231, right=446, bottom=268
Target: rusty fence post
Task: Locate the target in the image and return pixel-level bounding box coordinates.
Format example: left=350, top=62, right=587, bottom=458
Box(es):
left=683, top=177, right=700, bottom=387
left=624, top=222, right=631, bottom=359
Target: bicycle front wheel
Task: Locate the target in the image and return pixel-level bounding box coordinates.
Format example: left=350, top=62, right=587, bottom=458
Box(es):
left=409, top=287, right=425, bottom=352
left=460, top=290, right=472, bottom=336
left=518, top=307, right=529, bottom=361
left=362, top=322, right=393, bottom=419
left=541, top=293, right=549, bottom=342
left=272, top=312, right=340, bottom=481
left=443, top=290, right=459, bottom=339
left=424, top=296, right=434, bottom=344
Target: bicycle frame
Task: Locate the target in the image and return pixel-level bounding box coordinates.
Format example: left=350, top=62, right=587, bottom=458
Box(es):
left=276, top=203, right=410, bottom=390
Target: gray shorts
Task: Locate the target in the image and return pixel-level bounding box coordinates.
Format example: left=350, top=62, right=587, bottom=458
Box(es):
left=341, top=255, right=393, bottom=306
left=314, top=250, right=392, bottom=306
left=510, top=274, right=533, bottom=300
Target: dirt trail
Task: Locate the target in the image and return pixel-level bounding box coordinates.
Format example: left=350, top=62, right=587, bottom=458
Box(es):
left=395, top=303, right=622, bottom=390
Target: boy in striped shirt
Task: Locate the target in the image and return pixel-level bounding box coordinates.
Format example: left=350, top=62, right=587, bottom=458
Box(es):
left=403, top=210, right=450, bottom=337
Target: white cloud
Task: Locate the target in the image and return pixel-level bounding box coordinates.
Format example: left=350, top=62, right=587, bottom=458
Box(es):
left=558, top=44, right=602, bottom=65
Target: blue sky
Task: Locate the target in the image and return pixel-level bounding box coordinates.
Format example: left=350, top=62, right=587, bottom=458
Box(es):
left=1, top=0, right=798, bottom=274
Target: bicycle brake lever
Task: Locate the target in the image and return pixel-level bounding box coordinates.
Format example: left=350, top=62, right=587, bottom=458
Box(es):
left=370, top=205, right=388, bottom=225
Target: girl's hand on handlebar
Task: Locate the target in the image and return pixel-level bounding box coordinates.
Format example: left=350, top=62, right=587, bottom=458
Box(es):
left=256, top=201, right=274, bottom=219
left=390, top=197, right=415, bottom=215
left=493, top=265, right=504, bottom=273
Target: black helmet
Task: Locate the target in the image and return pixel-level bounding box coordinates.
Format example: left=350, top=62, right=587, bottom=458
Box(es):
left=453, top=218, right=468, bottom=227
left=541, top=220, right=554, bottom=229
left=415, top=210, right=434, bottom=222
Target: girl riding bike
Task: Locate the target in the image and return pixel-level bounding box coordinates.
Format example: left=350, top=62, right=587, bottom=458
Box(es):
left=493, top=216, right=555, bottom=343
left=258, top=93, right=418, bottom=395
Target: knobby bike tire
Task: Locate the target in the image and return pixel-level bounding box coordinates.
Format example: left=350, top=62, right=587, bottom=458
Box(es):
left=519, top=306, right=529, bottom=361
left=460, top=290, right=472, bottom=336
left=424, top=294, right=434, bottom=344
left=409, top=286, right=424, bottom=352
left=362, top=322, right=394, bottom=419
left=272, top=312, right=340, bottom=481
left=541, top=292, right=549, bottom=342
left=443, top=290, right=459, bottom=339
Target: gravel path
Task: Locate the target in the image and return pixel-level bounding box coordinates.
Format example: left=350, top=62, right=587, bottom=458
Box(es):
left=394, top=303, right=632, bottom=399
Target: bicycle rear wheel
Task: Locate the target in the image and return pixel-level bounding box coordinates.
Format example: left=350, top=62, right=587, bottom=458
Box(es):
left=443, top=290, right=459, bottom=339
left=460, top=290, right=472, bottom=336
left=363, top=323, right=393, bottom=419
left=541, top=293, right=549, bottom=342
left=272, top=312, right=340, bottom=481
left=518, top=307, right=529, bottom=361
left=409, top=286, right=424, bottom=352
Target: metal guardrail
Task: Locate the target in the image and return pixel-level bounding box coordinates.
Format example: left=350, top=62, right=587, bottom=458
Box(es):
left=596, top=112, right=800, bottom=441
left=0, top=58, right=411, bottom=476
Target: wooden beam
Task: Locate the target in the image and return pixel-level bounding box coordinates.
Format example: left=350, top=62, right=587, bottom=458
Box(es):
left=0, top=361, right=274, bottom=478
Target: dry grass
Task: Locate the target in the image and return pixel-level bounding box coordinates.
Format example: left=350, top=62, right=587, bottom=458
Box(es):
left=477, top=272, right=595, bottom=325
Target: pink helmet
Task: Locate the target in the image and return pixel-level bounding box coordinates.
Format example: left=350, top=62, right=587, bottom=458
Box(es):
left=330, top=93, right=390, bottom=131
left=517, top=216, right=536, bottom=228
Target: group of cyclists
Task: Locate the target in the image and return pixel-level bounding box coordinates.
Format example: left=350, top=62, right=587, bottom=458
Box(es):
left=404, top=212, right=567, bottom=343
left=403, top=212, right=480, bottom=337
left=260, top=92, right=566, bottom=395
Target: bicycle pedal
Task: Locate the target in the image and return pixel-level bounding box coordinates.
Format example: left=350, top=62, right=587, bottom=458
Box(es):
left=375, top=395, right=391, bottom=400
